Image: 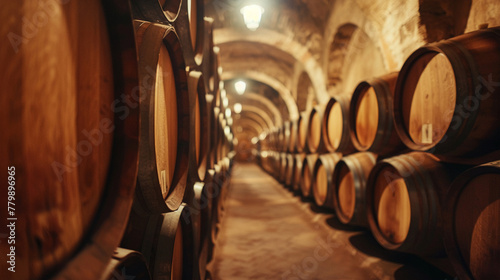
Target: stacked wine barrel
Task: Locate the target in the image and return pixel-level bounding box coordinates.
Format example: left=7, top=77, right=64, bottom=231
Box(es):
left=257, top=27, right=500, bottom=280
left=1, top=1, right=233, bottom=279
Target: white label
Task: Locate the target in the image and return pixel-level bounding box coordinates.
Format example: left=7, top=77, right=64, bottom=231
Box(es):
left=421, top=123, right=433, bottom=144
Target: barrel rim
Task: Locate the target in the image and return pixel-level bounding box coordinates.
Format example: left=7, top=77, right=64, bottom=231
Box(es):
left=350, top=81, right=376, bottom=152
left=188, top=71, right=209, bottom=182
left=102, top=248, right=152, bottom=280
left=173, top=0, right=205, bottom=67
left=130, top=0, right=182, bottom=23
left=322, top=95, right=353, bottom=153
left=366, top=152, right=442, bottom=253
left=136, top=23, right=190, bottom=213
left=393, top=41, right=482, bottom=154
left=332, top=152, right=376, bottom=226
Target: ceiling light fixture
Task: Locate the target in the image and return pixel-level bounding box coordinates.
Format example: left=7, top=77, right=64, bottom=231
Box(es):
left=235, top=80, right=246, bottom=95
left=234, top=103, right=242, bottom=114
left=240, top=4, right=265, bottom=31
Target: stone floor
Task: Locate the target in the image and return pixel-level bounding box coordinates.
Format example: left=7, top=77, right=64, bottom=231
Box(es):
left=208, top=163, right=455, bottom=280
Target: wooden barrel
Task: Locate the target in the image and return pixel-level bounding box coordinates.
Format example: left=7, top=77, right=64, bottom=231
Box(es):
left=322, top=95, right=355, bottom=154
left=130, top=0, right=204, bottom=67
left=292, top=154, right=306, bottom=192
left=121, top=204, right=196, bottom=280
left=287, top=120, right=298, bottom=153
left=300, top=154, right=319, bottom=197
left=0, top=1, right=140, bottom=279
left=101, top=248, right=151, bottom=280
left=210, top=106, right=221, bottom=166
left=306, top=105, right=325, bottom=153
left=202, top=169, right=218, bottom=263
left=216, top=112, right=226, bottom=164
left=278, top=152, right=288, bottom=183
left=282, top=121, right=291, bottom=152
left=366, top=152, right=460, bottom=256
left=188, top=71, right=209, bottom=181
left=201, top=17, right=220, bottom=95
left=134, top=22, right=190, bottom=214
left=312, top=153, right=343, bottom=207
left=210, top=164, right=225, bottom=243
left=332, top=152, right=377, bottom=227
left=443, top=161, right=500, bottom=280
left=189, top=181, right=214, bottom=280
left=350, top=73, right=405, bottom=155
left=175, top=0, right=205, bottom=67
left=296, top=112, right=309, bottom=153
left=284, top=153, right=295, bottom=187
left=393, top=27, right=500, bottom=157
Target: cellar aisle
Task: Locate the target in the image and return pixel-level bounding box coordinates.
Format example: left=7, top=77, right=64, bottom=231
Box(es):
left=208, top=163, right=453, bottom=280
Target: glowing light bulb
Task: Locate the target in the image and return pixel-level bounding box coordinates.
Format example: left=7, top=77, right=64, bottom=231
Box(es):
left=234, top=103, right=242, bottom=114
left=240, top=5, right=265, bottom=31
left=235, top=80, right=246, bottom=95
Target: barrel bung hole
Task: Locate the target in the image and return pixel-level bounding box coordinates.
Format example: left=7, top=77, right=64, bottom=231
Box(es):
left=337, top=164, right=356, bottom=221
left=373, top=167, right=411, bottom=244
left=155, top=44, right=178, bottom=198
left=403, top=52, right=456, bottom=147
left=355, top=86, right=379, bottom=148
left=327, top=102, right=343, bottom=150
left=455, top=173, right=500, bottom=279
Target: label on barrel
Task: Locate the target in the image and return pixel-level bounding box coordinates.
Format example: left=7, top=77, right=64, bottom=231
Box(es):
left=422, top=123, right=432, bottom=144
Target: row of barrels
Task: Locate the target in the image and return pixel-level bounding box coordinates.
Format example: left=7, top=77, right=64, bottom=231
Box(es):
left=259, top=150, right=499, bottom=280
left=257, top=27, right=500, bottom=280
left=264, top=27, right=500, bottom=162
left=1, top=0, right=233, bottom=279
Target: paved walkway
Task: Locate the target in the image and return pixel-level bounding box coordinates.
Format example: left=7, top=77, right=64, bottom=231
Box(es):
left=209, top=163, right=452, bottom=280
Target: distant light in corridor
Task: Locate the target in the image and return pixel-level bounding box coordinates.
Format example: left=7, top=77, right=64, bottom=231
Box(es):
left=251, top=137, right=259, bottom=144
left=234, top=103, right=242, bottom=114
left=223, top=97, right=229, bottom=108
left=225, top=108, right=232, bottom=118
left=240, top=5, right=265, bottom=31
left=235, top=80, right=246, bottom=95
